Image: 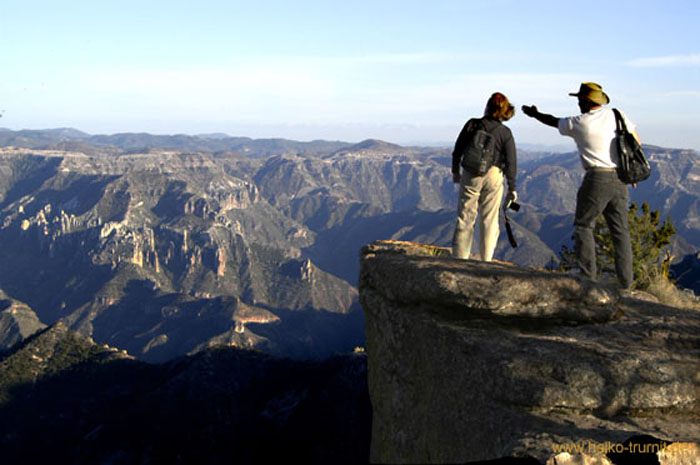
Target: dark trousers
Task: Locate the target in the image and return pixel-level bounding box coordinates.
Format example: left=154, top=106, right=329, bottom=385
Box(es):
left=574, top=169, right=633, bottom=288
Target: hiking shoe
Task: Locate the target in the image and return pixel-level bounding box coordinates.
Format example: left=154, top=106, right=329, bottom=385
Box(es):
left=618, top=288, right=639, bottom=299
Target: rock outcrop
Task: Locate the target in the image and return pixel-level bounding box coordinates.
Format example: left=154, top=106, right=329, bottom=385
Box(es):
left=0, top=151, right=362, bottom=361
left=360, top=240, right=700, bottom=464
left=0, top=291, right=46, bottom=351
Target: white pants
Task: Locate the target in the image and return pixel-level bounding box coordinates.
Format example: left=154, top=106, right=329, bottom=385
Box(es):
left=451, top=166, right=504, bottom=261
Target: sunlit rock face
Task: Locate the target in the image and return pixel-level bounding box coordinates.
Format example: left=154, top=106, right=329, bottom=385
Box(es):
left=360, top=240, right=699, bottom=464
left=0, top=150, right=361, bottom=362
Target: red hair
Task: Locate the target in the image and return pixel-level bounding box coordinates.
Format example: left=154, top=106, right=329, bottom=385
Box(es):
left=484, top=92, right=515, bottom=121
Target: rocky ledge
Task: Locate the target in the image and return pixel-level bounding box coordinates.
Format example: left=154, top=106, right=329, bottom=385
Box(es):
left=359, top=240, right=699, bottom=464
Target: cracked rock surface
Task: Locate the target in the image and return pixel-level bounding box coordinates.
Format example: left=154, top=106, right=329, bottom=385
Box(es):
left=360, top=240, right=700, bottom=464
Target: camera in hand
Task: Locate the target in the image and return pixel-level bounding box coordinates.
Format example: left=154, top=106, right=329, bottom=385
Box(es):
left=506, top=200, right=520, bottom=212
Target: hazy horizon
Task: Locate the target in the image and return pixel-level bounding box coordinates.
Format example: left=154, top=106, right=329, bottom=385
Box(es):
left=1, top=124, right=584, bottom=152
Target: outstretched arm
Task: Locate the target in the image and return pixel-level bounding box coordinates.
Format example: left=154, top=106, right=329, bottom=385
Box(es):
left=522, top=105, right=559, bottom=128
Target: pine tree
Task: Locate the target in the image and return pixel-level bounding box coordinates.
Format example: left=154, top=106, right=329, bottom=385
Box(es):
left=559, top=202, right=676, bottom=288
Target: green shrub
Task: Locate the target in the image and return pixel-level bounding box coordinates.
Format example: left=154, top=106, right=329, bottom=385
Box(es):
left=560, top=202, right=676, bottom=290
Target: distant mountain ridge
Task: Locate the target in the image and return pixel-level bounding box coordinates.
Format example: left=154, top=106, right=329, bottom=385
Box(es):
left=0, top=127, right=353, bottom=157
left=0, top=148, right=365, bottom=362
left=336, top=138, right=405, bottom=153
left=0, top=127, right=576, bottom=157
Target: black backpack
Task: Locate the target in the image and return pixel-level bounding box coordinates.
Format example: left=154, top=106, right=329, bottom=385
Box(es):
left=460, top=119, right=496, bottom=176
left=613, top=108, right=651, bottom=184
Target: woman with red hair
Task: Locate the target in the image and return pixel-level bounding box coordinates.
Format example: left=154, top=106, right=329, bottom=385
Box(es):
left=451, top=92, right=518, bottom=261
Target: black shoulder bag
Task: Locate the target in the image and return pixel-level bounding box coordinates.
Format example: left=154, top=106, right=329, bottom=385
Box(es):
left=613, top=108, right=651, bottom=184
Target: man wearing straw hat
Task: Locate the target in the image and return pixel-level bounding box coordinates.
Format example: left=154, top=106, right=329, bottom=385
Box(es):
left=522, top=82, right=641, bottom=290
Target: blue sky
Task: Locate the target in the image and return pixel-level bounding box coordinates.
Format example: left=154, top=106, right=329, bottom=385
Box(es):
left=1, top=0, right=699, bottom=149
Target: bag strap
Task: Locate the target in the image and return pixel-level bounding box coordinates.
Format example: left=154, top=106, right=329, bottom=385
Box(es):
left=612, top=108, right=627, bottom=133
left=469, top=117, right=494, bottom=135
left=503, top=202, right=518, bottom=248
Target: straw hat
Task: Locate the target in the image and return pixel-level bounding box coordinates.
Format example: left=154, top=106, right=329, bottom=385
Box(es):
left=569, top=82, right=610, bottom=105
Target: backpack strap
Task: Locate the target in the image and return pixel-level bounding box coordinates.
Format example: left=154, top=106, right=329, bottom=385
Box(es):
left=466, top=117, right=487, bottom=135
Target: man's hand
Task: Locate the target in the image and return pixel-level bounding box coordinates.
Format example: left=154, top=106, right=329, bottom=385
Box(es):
left=522, top=105, right=559, bottom=128
left=521, top=105, right=538, bottom=118
left=506, top=190, right=518, bottom=203
left=452, top=172, right=461, bottom=184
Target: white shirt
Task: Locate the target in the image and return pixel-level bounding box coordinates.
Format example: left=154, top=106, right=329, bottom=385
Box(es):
left=558, top=107, right=637, bottom=169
